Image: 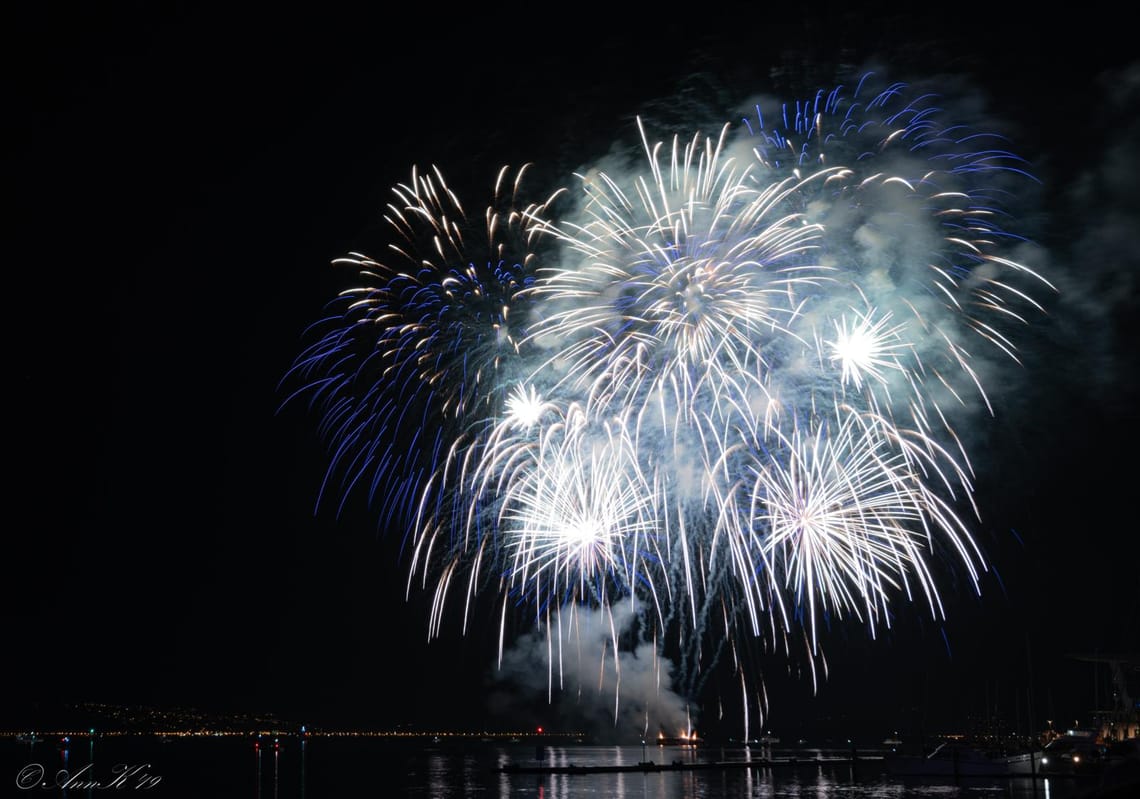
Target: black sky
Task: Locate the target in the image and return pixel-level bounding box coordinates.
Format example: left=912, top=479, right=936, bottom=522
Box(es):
left=6, top=4, right=1138, bottom=738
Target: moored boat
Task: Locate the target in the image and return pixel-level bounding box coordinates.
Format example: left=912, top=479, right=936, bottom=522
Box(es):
left=885, top=741, right=1014, bottom=777
left=1036, top=732, right=1111, bottom=776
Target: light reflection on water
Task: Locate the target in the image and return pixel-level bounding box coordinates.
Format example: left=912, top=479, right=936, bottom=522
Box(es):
left=3, top=739, right=1096, bottom=798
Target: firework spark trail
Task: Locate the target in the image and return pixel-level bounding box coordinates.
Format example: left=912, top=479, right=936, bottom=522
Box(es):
left=515, top=73, right=1048, bottom=720
left=520, top=117, right=833, bottom=424
left=409, top=398, right=667, bottom=641
left=279, top=164, right=562, bottom=534
left=509, top=120, right=856, bottom=705
left=285, top=71, right=1054, bottom=735
left=716, top=406, right=986, bottom=659
left=743, top=74, right=1055, bottom=419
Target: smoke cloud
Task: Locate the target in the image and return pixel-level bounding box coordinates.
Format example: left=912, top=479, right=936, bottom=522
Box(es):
left=487, top=603, right=695, bottom=743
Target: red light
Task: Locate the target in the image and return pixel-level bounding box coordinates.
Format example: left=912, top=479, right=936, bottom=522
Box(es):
left=536, top=727, right=543, bottom=734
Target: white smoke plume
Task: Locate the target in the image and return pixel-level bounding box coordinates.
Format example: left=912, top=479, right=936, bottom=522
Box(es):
left=486, top=603, right=695, bottom=743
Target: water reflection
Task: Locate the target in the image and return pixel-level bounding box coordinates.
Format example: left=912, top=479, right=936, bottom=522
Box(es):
left=484, top=744, right=1087, bottom=799
left=3, top=737, right=1097, bottom=798
left=427, top=751, right=449, bottom=798
left=251, top=734, right=307, bottom=799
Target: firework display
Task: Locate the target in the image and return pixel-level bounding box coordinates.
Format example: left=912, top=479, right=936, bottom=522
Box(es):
left=282, top=73, right=1051, bottom=735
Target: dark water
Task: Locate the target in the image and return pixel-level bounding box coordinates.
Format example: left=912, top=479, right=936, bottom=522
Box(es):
left=2, top=737, right=1104, bottom=798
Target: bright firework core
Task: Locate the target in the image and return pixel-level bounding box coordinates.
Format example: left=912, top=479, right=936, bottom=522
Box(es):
left=504, top=384, right=546, bottom=431
left=284, top=71, right=1053, bottom=737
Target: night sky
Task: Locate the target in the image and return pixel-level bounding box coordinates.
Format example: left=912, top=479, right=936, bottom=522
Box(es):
left=7, top=5, right=1138, bottom=739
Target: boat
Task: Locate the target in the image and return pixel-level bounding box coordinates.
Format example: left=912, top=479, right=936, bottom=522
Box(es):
left=885, top=741, right=1017, bottom=777
left=1002, top=749, right=1050, bottom=775
left=1036, top=732, right=1111, bottom=776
